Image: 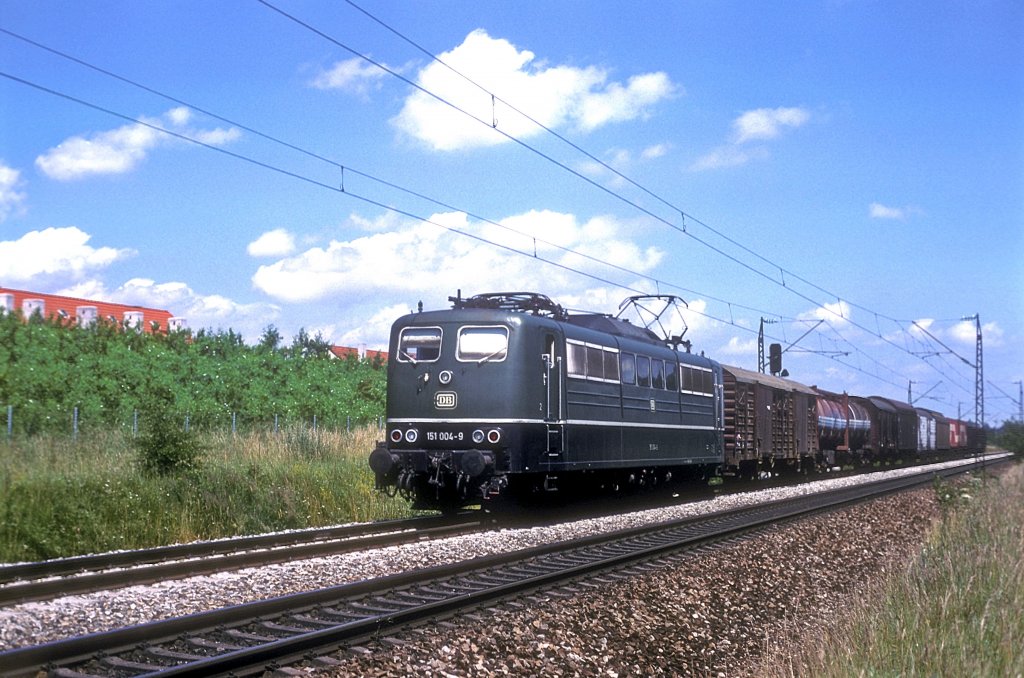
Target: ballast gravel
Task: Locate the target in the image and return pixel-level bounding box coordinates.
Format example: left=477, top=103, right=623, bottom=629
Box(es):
left=0, top=459, right=976, bottom=668
left=331, top=489, right=938, bottom=677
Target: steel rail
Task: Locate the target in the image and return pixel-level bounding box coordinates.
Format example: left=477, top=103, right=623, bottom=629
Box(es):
left=0, top=457, right=1002, bottom=678
left=0, top=513, right=484, bottom=605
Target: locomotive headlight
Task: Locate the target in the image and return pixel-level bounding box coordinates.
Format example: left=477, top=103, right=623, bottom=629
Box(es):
left=390, top=429, right=403, bottom=443
left=404, top=429, right=419, bottom=443
left=472, top=429, right=485, bottom=444
left=487, top=429, right=501, bottom=444
left=439, top=370, right=453, bottom=385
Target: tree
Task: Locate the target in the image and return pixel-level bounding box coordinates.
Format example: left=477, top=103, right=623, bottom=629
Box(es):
left=258, top=325, right=282, bottom=353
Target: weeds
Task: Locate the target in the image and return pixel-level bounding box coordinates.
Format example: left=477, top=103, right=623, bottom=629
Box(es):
left=761, top=463, right=1024, bottom=678
left=0, top=426, right=413, bottom=562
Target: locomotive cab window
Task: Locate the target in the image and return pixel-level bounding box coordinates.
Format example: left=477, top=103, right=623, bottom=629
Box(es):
left=397, top=327, right=442, bottom=362
left=457, top=326, right=509, bottom=362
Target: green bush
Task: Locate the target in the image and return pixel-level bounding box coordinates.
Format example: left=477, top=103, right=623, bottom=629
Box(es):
left=134, top=418, right=205, bottom=476
left=0, top=312, right=386, bottom=436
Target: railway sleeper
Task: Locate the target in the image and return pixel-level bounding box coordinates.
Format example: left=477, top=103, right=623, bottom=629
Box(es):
left=102, top=656, right=165, bottom=672
left=224, top=628, right=277, bottom=643
left=370, top=596, right=422, bottom=609
left=260, top=620, right=311, bottom=634
left=146, top=646, right=207, bottom=661
left=291, top=614, right=343, bottom=627
left=187, top=636, right=246, bottom=651
left=318, top=607, right=368, bottom=621
left=347, top=601, right=404, bottom=614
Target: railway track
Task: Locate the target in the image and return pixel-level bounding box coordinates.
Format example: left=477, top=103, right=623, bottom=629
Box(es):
left=0, top=513, right=487, bottom=606
left=0, top=461, right=873, bottom=607
left=0, top=458, right=1000, bottom=678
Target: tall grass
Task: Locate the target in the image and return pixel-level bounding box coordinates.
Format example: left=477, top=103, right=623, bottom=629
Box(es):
left=763, top=464, right=1024, bottom=677
left=0, top=426, right=415, bottom=562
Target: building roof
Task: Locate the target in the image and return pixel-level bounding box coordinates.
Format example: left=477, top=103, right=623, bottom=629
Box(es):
left=0, top=287, right=178, bottom=333
left=330, top=345, right=389, bottom=362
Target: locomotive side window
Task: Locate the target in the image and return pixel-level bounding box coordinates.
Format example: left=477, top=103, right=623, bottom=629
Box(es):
left=567, top=341, right=587, bottom=377
left=603, top=349, right=620, bottom=382
left=666, top=361, right=679, bottom=391
left=457, top=326, right=509, bottom=362
left=681, top=365, right=714, bottom=396
left=397, top=327, right=442, bottom=362
left=567, top=339, right=619, bottom=382
left=651, top=359, right=665, bottom=390
left=636, top=356, right=651, bottom=388
left=586, top=346, right=604, bottom=379
left=619, top=352, right=636, bottom=385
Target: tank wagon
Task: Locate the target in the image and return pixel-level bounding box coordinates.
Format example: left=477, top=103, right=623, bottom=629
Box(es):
left=813, top=388, right=871, bottom=466
left=370, top=292, right=986, bottom=511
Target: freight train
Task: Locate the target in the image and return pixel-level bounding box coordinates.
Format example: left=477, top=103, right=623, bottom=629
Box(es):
left=369, top=292, right=984, bottom=510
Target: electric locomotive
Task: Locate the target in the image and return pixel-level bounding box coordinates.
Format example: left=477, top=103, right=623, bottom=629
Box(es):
left=369, top=292, right=725, bottom=510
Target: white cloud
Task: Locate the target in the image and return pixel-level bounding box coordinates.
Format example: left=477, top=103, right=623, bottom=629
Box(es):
left=251, top=208, right=663, bottom=304
left=0, top=161, right=27, bottom=222
left=311, top=57, right=389, bottom=96
left=335, top=303, right=413, bottom=349
left=731, top=107, right=810, bottom=144
left=799, top=299, right=852, bottom=326
left=909, top=317, right=935, bottom=338
left=166, top=106, right=192, bottom=126
left=193, top=127, right=242, bottom=146
left=0, top=227, right=133, bottom=283
left=247, top=229, right=297, bottom=257
left=61, top=277, right=280, bottom=340
left=575, top=72, right=676, bottom=132
left=692, top=106, right=809, bottom=171
left=391, top=29, right=677, bottom=151
left=36, top=125, right=158, bottom=179
left=718, top=335, right=758, bottom=356
left=950, top=319, right=1002, bottom=347
left=869, top=203, right=905, bottom=220
left=578, top=144, right=670, bottom=185
left=35, top=108, right=241, bottom=180
left=349, top=210, right=406, bottom=233
left=869, top=202, right=923, bottom=220
left=690, top=146, right=765, bottom=171
left=641, top=143, right=670, bottom=160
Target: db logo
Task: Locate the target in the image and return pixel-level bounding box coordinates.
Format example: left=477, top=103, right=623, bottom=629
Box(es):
left=434, top=391, right=457, bottom=409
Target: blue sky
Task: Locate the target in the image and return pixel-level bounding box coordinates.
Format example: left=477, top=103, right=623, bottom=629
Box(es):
left=1, top=1, right=1021, bottom=424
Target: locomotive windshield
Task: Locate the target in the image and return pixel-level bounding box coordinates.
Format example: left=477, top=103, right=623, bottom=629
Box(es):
left=397, top=327, right=442, bottom=363
left=457, top=326, right=509, bottom=363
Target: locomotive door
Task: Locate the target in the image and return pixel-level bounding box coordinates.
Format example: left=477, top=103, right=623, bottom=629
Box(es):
left=542, top=333, right=564, bottom=464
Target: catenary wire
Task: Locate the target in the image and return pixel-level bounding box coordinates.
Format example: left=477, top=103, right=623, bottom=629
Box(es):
left=0, top=22, right=967, bottom=394
left=1, top=67, right=922, bottom=396
left=254, top=0, right=976, bottom=388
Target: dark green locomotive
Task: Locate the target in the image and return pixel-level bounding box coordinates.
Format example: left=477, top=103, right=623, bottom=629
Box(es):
left=369, top=292, right=725, bottom=510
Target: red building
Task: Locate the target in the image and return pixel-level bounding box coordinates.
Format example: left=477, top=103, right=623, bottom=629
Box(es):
left=330, top=345, right=388, bottom=362
left=0, top=287, right=181, bottom=334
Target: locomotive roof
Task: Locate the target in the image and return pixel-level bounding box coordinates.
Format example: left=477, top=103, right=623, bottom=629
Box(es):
left=564, top=313, right=665, bottom=346
left=444, top=291, right=669, bottom=347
